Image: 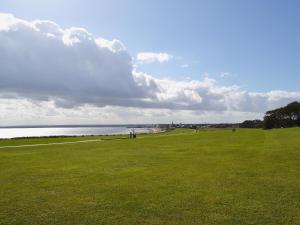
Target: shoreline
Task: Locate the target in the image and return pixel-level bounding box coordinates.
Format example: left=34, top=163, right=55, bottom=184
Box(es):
left=0, top=127, right=165, bottom=140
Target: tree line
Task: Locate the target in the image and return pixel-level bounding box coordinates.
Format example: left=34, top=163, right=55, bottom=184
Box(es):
left=240, top=101, right=300, bottom=129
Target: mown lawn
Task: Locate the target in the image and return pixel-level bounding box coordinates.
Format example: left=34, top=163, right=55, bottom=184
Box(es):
left=0, top=128, right=300, bottom=225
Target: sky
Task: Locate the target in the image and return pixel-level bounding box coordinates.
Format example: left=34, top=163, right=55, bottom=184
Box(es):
left=0, top=0, right=300, bottom=125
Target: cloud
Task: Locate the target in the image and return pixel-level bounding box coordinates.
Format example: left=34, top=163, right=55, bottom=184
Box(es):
left=0, top=13, right=151, bottom=108
left=0, top=98, right=264, bottom=126
left=136, top=52, right=173, bottom=63
left=0, top=12, right=300, bottom=122
left=180, top=64, right=189, bottom=68
left=220, top=72, right=230, bottom=78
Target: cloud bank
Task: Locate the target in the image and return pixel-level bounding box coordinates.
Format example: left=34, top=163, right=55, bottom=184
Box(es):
left=0, top=13, right=300, bottom=118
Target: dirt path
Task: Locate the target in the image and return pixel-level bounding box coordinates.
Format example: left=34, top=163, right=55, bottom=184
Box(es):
left=0, top=137, right=131, bottom=149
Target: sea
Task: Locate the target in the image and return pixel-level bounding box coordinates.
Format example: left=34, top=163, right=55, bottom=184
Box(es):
left=0, top=126, right=158, bottom=139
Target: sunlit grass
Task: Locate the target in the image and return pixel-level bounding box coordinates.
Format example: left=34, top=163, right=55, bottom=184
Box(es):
left=1, top=128, right=300, bottom=224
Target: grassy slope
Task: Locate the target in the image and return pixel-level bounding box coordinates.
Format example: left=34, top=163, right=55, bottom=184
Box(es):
left=0, top=128, right=300, bottom=225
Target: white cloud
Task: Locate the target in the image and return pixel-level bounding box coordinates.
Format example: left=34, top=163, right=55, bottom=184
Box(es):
left=181, top=64, right=189, bottom=68
left=0, top=13, right=300, bottom=125
left=136, top=52, right=173, bottom=63
left=0, top=13, right=150, bottom=108
left=220, top=72, right=230, bottom=78
left=95, top=37, right=126, bottom=52
left=0, top=98, right=263, bottom=126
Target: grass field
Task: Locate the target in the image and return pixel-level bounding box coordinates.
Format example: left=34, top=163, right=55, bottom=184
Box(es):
left=1, top=128, right=300, bottom=225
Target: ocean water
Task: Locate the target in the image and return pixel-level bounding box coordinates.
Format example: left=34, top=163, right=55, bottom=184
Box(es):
left=0, top=127, right=155, bottom=139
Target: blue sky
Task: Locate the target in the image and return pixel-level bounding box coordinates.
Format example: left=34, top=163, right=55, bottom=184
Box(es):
left=1, top=0, right=299, bottom=92
left=0, top=0, right=300, bottom=125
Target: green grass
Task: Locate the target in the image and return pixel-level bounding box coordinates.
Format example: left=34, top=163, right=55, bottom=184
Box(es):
left=1, top=128, right=300, bottom=225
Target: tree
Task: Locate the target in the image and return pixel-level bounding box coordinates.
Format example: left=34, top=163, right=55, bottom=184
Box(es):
left=263, top=101, right=300, bottom=129
left=240, top=120, right=263, bottom=128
